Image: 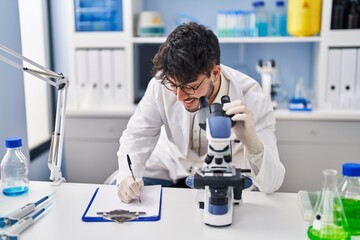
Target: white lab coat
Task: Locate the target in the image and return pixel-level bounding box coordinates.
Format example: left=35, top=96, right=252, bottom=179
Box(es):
left=117, top=65, right=285, bottom=194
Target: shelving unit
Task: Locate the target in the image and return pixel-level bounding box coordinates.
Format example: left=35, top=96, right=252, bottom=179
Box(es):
left=132, top=36, right=322, bottom=44
left=50, top=0, right=360, bottom=185
left=52, top=0, right=360, bottom=116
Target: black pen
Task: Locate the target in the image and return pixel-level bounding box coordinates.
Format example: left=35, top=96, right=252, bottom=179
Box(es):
left=127, top=154, right=141, bottom=203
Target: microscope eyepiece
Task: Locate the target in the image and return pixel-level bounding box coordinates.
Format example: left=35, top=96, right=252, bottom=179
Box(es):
left=199, top=96, right=209, bottom=109
left=221, top=95, right=231, bottom=105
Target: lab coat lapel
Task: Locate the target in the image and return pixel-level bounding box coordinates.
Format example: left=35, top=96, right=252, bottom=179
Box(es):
left=174, top=103, right=190, bottom=154
left=223, top=66, right=245, bottom=101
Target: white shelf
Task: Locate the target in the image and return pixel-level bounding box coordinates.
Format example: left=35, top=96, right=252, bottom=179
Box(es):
left=218, top=36, right=321, bottom=43
left=275, top=109, right=360, bottom=121
left=132, top=36, right=321, bottom=44
left=74, top=32, right=130, bottom=48
left=325, top=30, right=360, bottom=47
left=66, top=105, right=136, bottom=118
left=132, top=37, right=166, bottom=44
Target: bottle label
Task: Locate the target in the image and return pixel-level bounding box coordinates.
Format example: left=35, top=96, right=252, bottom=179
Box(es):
left=16, top=167, right=26, bottom=176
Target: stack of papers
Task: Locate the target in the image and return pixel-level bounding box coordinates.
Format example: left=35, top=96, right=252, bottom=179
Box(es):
left=82, top=185, right=162, bottom=222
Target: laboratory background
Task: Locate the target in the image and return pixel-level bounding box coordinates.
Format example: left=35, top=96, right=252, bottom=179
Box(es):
left=1, top=0, right=360, bottom=194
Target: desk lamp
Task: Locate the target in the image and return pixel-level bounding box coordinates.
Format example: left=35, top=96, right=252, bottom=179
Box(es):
left=0, top=43, right=68, bottom=185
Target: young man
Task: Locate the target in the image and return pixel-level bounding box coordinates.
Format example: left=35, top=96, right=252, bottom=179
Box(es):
left=117, top=22, right=285, bottom=203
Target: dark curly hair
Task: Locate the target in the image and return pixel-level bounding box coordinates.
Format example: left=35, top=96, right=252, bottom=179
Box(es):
left=151, top=22, right=220, bottom=85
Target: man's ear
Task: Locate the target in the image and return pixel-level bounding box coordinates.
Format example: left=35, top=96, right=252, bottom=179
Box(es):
left=212, top=65, right=221, bottom=81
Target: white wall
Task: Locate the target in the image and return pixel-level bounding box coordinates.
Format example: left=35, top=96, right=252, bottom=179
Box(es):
left=0, top=0, right=51, bottom=181
left=0, top=1, right=30, bottom=166
left=18, top=0, right=52, bottom=150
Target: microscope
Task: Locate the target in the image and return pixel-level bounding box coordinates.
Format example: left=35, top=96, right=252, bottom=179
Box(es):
left=256, top=59, right=279, bottom=109
left=187, top=95, right=250, bottom=227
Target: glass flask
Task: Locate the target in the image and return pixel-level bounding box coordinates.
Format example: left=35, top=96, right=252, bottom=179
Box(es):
left=307, top=169, right=351, bottom=240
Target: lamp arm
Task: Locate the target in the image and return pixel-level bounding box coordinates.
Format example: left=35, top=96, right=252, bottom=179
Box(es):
left=0, top=43, right=68, bottom=185
left=48, top=84, right=67, bottom=185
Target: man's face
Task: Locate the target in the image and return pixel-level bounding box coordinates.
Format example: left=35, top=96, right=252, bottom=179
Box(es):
left=171, top=73, right=214, bottom=112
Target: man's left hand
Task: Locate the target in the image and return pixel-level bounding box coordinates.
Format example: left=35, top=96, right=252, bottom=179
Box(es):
left=223, top=100, right=264, bottom=155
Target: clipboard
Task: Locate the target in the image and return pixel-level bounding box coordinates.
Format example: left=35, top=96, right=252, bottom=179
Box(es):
left=82, top=185, right=162, bottom=222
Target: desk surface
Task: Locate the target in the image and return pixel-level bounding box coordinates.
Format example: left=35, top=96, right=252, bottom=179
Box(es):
left=0, top=181, right=308, bottom=240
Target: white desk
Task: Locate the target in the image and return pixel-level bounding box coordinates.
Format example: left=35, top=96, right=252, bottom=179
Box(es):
left=0, top=181, right=308, bottom=240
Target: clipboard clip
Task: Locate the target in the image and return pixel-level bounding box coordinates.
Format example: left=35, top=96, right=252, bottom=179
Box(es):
left=96, top=209, right=146, bottom=223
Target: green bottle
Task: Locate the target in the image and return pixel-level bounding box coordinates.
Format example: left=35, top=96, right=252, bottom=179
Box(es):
left=307, top=169, right=351, bottom=240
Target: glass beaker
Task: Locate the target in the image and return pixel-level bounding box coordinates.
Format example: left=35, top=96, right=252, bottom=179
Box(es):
left=307, top=169, right=351, bottom=240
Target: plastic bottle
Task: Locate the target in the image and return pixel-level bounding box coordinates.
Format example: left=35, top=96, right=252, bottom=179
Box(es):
left=244, top=10, right=256, bottom=37
left=253, top=1, right=268, bottom=37
left=338, top=163, right=360, bottom=236
left=271, top=1, right=287, bottom=36
left=287, top=0, right=322, bottom=36
left=307, top=169, right=351, bottom=240
left=1, top=137, right=29, bottom=196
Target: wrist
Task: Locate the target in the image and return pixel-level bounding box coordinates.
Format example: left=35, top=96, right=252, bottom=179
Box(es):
left=244, top=136, right=264, bottom=156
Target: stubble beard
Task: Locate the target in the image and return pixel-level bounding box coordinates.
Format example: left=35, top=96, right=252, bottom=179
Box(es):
left=184, top=81, right=215, bottom=113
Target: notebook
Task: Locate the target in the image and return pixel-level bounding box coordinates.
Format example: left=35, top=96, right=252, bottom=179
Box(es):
left=82, top=185, right=162, bottom=222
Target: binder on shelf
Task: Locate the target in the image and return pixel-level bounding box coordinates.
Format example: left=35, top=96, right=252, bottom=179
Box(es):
left=82, top=185, right=162, bottom=222
left=112, top=49, right=128, bottom=104
left=340, top=48, right=356, bottom=108
left=356, top=48, right=360, bottom=96
left=86, top=49, right=102, bottom=107
left=326, top=48, right=341, bottom=107
left=75, top=49, right=89, bottom=107
left=100, top=49, right=114, bottom=106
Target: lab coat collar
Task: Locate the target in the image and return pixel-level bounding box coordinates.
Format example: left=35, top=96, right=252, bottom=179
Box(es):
left=220, top=64, right=245, bottom=102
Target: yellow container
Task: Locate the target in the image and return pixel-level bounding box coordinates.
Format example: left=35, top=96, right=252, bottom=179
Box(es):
left=287, top=0, right=322, bottom=36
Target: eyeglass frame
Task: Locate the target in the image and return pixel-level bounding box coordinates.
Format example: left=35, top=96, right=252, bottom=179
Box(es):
left=161, top=72, right=210, bottom=95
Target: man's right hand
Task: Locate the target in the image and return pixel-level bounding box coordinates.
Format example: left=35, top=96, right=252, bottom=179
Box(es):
left=117, top=176, right=144, bottom=203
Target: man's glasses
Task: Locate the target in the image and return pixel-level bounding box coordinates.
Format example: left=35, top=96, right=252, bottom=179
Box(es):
left=162, top=74, right=208, bottom=95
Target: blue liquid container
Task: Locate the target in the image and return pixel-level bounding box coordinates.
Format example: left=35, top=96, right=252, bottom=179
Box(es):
left=74, top=0, right=123, bottom=32
left=271, top=1, right=287, bottom=36
left=1, top=138, right=29, bottom=196
left=253, top=1, right=268, bottom=37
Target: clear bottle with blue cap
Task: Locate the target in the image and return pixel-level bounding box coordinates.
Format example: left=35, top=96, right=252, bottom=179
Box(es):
left=1, top=137, right=29, bottom=196
left=271, top=1, right=287, bottom=36
left=253, top=1, right=268, bottom=37
left=338, top=162, right=360, bottom=236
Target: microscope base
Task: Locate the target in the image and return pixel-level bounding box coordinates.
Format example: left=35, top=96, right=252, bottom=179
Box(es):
left=203, top=186, right=234, bottom=227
